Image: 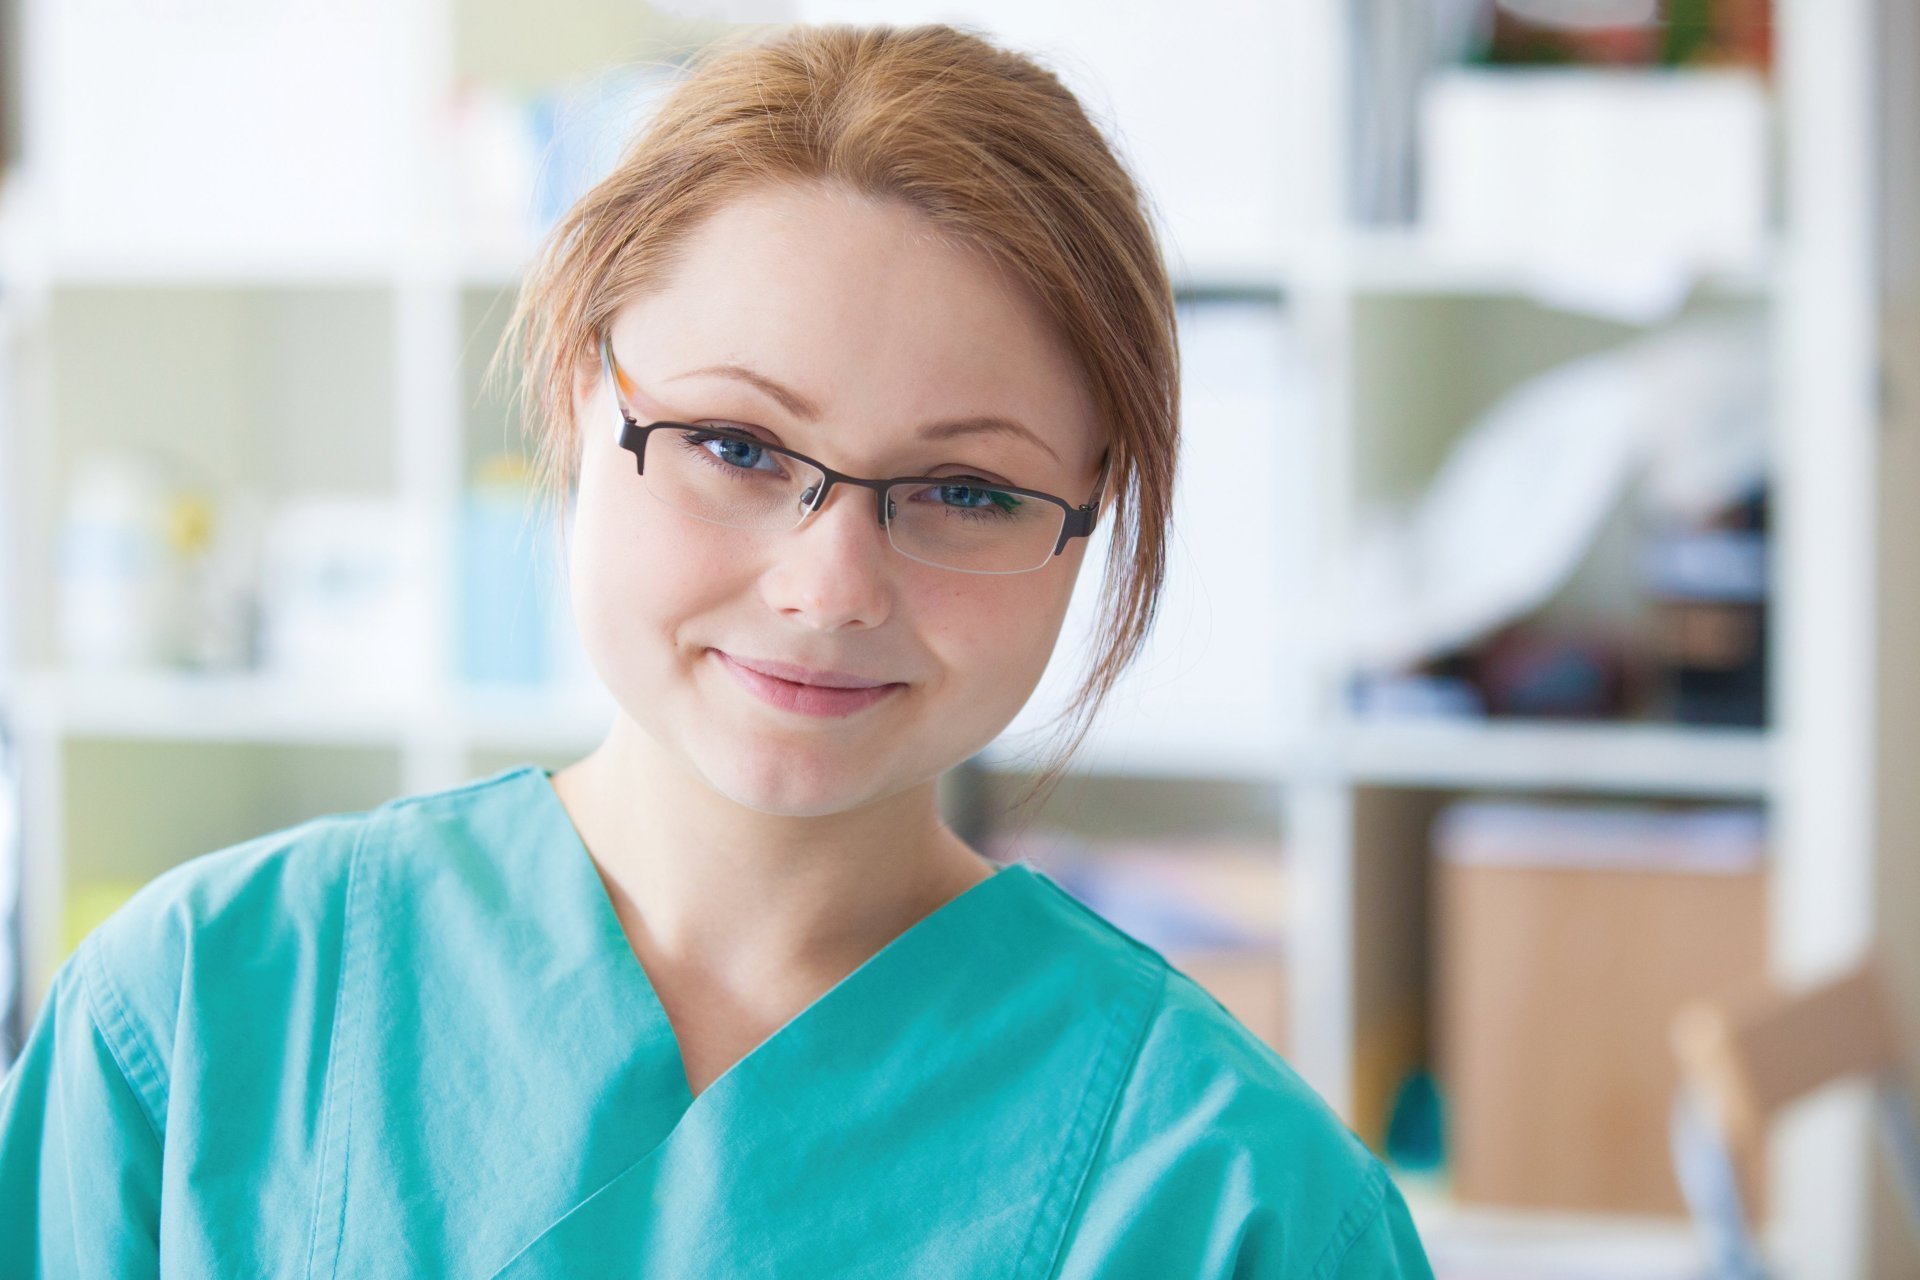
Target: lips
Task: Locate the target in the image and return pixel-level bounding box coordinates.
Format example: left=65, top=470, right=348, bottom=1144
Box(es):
left=713, top=650, right=905, bottom=719
left=718, top=652, right=897, bottom=690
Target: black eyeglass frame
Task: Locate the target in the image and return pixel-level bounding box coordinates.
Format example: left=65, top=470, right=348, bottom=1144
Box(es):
left=599, top=333, right=1109, bottom=569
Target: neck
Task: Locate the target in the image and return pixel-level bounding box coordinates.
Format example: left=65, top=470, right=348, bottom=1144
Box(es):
left=548, top=714, right=995, bottom=994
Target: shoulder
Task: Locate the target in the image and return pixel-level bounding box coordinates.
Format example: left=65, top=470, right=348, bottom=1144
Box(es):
left=72, top=766, right=538, bottom=1126
left=1136, top=965, right=1375, bottom=1177
left=1122, top=961, right=1392, bottom=1218
left=1132, top=968, right=1406, bottom=1260
left=1017, top=865, right=1366, bottom=1165
left=1021, top=868, right=1427, bottom=1277
left=88, top=763, right=535, bottom=971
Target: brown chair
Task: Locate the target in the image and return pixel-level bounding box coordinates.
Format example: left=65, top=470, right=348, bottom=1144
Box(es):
left=1669, top=956, right=1920, bottom=1279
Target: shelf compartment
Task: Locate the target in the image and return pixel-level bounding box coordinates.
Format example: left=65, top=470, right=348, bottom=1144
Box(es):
left=34, top=737, right=401, bottom=999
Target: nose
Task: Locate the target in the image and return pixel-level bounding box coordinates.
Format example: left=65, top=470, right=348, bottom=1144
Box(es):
left=759, top=479, right=896, bottom=631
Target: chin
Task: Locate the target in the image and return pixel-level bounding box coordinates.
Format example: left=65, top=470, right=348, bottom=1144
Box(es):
left=711, top=773, right=892, bottom=821
left=692, top=735, right=898, bottom=817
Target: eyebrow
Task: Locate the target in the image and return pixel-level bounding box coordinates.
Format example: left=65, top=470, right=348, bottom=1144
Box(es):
left=667, top=362, right=1061, bottom=465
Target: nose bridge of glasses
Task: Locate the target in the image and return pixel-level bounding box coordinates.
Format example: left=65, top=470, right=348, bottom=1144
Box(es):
left=798, top=469, right=892, bottom=528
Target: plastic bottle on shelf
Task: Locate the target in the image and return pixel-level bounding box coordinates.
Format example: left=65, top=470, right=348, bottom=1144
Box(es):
left=167, top=487, right=264, bottom=674
left=57, top=451, right=174, bottom=672
left=460, top=454, right=548, bottom=688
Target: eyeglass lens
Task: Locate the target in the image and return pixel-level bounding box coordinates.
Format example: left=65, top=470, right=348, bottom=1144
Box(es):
left=641, top=426, right=1064, bottom=574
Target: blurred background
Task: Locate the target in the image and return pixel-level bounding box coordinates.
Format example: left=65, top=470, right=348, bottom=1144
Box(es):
left=0, top=0, right=1916, bottom=1275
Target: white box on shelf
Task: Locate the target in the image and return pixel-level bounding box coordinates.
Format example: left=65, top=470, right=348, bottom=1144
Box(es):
left=988, top=299, right=1304, bottom=777
left=33, top=0, right=412, bottom=271
left=794, top=0, right=1295, bottom=278
left=1418, top=67, right=1770, bottom=281
left=258, top=495, right=433, bottom=698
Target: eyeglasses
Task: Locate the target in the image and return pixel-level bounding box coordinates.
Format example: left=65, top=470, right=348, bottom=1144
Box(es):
left=599, top=332, right=1108, bottom=575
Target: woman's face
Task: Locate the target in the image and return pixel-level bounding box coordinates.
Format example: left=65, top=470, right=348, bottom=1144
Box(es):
left=567, top=180, right=1106, bottom=819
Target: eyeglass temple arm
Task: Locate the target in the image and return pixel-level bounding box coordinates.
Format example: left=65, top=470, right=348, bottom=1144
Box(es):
left=1052, top=447, right=1112, bottom=552
left=602, top=333, right=661, bottom=475
left=600, top=332, right=630, bottom=431
left=1083, top=447, right=1114, bottom=517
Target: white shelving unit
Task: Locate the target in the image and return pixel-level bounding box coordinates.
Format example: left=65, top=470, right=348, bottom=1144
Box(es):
left=1, top=1, right=1914, bottom=1275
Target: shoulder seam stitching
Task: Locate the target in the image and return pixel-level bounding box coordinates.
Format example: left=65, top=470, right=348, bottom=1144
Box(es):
left=1305, top=1159, right=1392, bottom=1280
left=75, top=938, right=166, bottom=1147
left=302, top=818, right=371, bottom=1280
left=379, top=764, right=533, bottom=816
left=1020, top=868, right=1175, bottom=968
left=1025, top=953, right=1170, bottom=1280
left=1160, top=965, right=1299, bottom=1077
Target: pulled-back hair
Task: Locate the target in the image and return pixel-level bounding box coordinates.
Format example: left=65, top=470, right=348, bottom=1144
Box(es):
left=490, top=22, right=1180, bottom=820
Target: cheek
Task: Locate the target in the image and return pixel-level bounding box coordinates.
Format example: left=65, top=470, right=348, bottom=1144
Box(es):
left=567, top=466, right=738, bottom=660
left=917, top=570, right=1077, bottom=702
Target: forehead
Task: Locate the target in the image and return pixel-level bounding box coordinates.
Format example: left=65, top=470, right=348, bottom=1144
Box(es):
left=610, top=181, right=1101, bottom=465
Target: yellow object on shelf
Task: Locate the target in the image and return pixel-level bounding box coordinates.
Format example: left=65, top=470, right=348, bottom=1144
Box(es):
left=163, top=491, right=216, bottom=557
left=472, top=452, right=536, bottom=489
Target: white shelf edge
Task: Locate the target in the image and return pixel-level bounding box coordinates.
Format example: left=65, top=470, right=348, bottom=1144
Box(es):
left=452, top=684, right=616, bottom=753
left=1333, top=717, right=1774, bottom=799
left=970, top=727, right=1310, bottom=783
left=970, top=716, right=1774, bottom=799
left=11, top=668, right=417, bottom=746
left=4, top=227, right=1784, bottom=306
left=5, top=666, right=1777, bottom=799
left=1337, top=227, right=1781, bottom=301
left=36, top=246, right=405, bottom=289
left=1401, top=1179, right=1706, bottom=1278
left=7, top=668, right=614, bottom=755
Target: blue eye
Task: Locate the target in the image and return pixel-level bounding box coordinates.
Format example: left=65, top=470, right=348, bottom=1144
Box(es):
left=679, top=429, right=783, bottom=476
left=707, top=438, right=760, bottom=468
left=911, top=481, right=1025, bottom=521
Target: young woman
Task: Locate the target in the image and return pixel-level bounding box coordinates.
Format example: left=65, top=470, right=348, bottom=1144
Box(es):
left=0, top=23, right=1433, bottom=1278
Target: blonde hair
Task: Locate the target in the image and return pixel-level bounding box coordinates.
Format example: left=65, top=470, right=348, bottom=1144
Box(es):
left=490, top=22, right=1180, bottom=821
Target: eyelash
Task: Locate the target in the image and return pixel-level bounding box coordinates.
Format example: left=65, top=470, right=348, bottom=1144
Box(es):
left=688, top=419, right=1011, bottom=486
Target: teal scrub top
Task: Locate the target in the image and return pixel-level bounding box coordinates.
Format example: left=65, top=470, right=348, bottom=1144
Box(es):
left=0, top=763, right=1432, bottom=1278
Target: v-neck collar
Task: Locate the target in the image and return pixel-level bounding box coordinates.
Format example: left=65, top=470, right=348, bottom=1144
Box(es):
left=524, top=765, right=1033, bottom=1114
left=466, top=765, right=1165, bottom=1280
left=331, top=763, right=1150, bottom=1280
